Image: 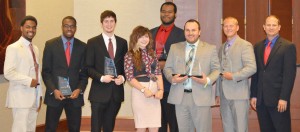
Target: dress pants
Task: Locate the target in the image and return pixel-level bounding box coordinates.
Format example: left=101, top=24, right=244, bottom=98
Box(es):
left=175, top=92, right=212, bottom=132
left=90, top=99, right=121, bottom=132
left=159, top=92, right=179, bottom=132
left=45, top=99, right=82, bottom=132
left=12, top=107, right=38, bottom=132
left=256, top=101, right=291, bottom=132
left=220, top=90, right=249, bottom=132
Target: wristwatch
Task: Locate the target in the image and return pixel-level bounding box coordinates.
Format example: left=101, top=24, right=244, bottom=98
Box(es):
left=140, top=87, right=146, bottom=93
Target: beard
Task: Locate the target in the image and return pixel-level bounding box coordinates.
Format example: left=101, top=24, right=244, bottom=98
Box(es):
left=161, top=17, right=175, bottom=25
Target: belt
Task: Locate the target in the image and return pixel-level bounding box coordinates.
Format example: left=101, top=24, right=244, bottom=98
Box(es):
left=184, top=89, right=192, bottom=93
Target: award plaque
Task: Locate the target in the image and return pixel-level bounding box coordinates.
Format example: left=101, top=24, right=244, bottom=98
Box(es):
left=104, top=57, right=117, bottom=78
left=58, top=76, right=72, bottom=97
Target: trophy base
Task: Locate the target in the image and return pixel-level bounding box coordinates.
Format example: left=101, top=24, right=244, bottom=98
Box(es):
left=172, top=74, right=203, bottom=78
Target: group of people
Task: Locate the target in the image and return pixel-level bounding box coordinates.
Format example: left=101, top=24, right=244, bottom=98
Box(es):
left=3, top=1, right=296, bottom=132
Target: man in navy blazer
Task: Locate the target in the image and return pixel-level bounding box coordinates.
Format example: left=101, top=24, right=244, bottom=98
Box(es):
left=42, top=16, right=88, bottom=132
left=150, top=2, right=185, bottom=132
left=250, top=15, right=296, bottom=132
left=85, top=10, right=128, bottom=132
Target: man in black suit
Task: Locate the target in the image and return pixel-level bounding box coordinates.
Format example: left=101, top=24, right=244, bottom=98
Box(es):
left=42, top=16, right=88, bottom=132
left=250, top=15, right=296, bottom=132
left=85, top=10, right=128, bottom=132
left=150, top=2, right=185, bottom=132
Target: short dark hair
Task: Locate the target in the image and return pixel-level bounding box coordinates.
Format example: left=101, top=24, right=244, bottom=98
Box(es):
left=184, top=19, right=201, bottom=30
left=62, top=16, right=77, bottom=25
left=160, top=2, right=177, bottom=13
left=100, top=10, right=117, bottom=23
left=20, top=15, right=37, bottom=26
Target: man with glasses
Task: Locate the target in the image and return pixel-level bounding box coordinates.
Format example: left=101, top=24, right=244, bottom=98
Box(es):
left=42, top=16, right=88, bottom=132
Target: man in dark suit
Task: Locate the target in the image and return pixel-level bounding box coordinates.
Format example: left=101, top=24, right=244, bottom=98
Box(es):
left=42, top=16, right=88, bottom=132
left=150, top=2, right=185, bottom=132
left=85, top=10, right=128, bottom=132
left=250, top=15, right=296, bottom=132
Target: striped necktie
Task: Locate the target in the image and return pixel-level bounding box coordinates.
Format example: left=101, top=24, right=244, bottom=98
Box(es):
left=185, top=45, right=195, bottom=74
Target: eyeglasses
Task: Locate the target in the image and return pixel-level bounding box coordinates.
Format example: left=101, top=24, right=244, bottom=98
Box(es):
left=63, top=25, right=76, bottom=29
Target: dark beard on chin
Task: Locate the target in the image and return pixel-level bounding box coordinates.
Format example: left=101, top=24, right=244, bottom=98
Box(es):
left=161, top=18, right=175, bottom=25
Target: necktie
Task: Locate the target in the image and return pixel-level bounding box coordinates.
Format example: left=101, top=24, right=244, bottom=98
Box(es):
left=185, top=45, right=195, bottom=74
left=264, top=41, right=271, bottom=65
left=108, top=38, right=114, bottom=59
left=224, top=42, right=229, bottom=55
left=65, top=41, right=71, bottom=66
left=29, top=43, right=38, bottom=80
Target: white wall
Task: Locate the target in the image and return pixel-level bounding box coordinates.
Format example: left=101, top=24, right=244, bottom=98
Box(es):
left=0, top=0, right=164, bottom=131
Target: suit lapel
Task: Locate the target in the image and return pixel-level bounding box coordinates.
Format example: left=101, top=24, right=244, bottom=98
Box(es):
left=193, top=41, right=205, bottom=72
left=56, top=37, right=68, bottom=67
left=265, top=38, right=282, bottom=66
left=99, top=34, right=111, bottom=60
left=114, top=38, right=121, bottom=62
left=69, top=39, right=79, bottom=67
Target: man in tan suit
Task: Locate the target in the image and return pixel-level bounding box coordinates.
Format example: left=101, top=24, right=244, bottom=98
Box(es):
left=164, top=19, right=220, bottom=132
left=4, top=15, right=43, bottom=132
left=216, top=17, right=256, bottom=132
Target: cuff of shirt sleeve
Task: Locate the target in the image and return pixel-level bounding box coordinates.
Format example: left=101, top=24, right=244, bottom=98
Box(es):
left=100, top=76, right=103, bottom=82
left=204, top=77, right=210, bottom=88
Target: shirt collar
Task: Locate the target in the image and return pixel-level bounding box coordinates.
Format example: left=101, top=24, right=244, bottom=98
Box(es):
left=225, top=35, right=238, bottom=47
left=102, top=33, right=115, bottom=41
left=186, top=39, right=199, bottom=48
left=265, top=35, right=279, bottom=46
left=159, top=23, right=175, bottom=32
left=20, top=36, right=31, bottom=46
left=61, top=35, right=74, bottom=45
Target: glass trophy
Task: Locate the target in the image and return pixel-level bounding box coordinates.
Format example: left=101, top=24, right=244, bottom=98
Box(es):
left=189, top=62, right=202, bottom=78
left=104, top=57, right=117, bottom=78
left=172, top=56, right=186, bottom=77
left=58, top=76, right=72, bottom=97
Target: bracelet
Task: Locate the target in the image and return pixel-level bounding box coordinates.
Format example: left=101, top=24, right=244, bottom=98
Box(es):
left=158, top=89, right=164, bottom=92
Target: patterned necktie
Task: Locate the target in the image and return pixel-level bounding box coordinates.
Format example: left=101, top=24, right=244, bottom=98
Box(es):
left=29, top=43, right=38, bottom=80
left=185, top=45, right=195, bottom=74
left=264, top=41, right=271, bottom=65
left=224, top=42, right=229, bottom=55
left=65, top=41, right=71, bottom=66
left=108, top=38, right=114, bottom=59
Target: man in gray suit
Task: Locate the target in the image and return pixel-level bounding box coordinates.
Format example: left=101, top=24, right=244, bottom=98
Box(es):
left=164, top=19, right=220, bottom=132
left=216, top=17, right=256, bottom=132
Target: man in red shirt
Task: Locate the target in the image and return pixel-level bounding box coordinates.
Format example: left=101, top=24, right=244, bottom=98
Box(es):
left=150, top=2, right=185, bottom=132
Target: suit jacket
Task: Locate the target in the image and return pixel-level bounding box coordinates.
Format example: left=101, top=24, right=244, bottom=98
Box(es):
left=216, top=36, right=256, bottom=100
left=150, top=25, right=185, bottom=92
left=86, top=34, right=128, bottom=103
left=4, top=37, right=43, bottom=108
left=250, top=37, right=296, bottom=107
left=164, top=40, right=220, bottom=106
left=42, top=36, right=88, bottom=107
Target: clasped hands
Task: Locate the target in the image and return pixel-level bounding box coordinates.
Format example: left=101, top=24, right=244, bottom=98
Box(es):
left=172, top=73, right=207, bottom=85
left=54, top=88, right=81, bottom=101
left=102, top=75, right=124, bottom=85
left=143, top=88, right=163, bottom=99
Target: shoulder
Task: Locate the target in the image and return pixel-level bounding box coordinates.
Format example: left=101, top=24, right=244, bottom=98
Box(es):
left=254, top=39, right=265, bottom=49
left=45, top=36, right=61, bottom=46
left=170, top=41, right=185, bottom=49
left=173, top=25, right=184, bottom=32
left=201, top=41, right=216, bottom=49
left=7, top=40, right=21, bottom=50
left=277, top=37, right=293, bottom=45
left=74, top=38, right=86, bottom=46
left=115, top=35, right=127, bottom=43
left=236, top=37, right=252, bottom=47
left=150, top=26, right=159, bottom=33
left=87, top=34, right=103, bottom=44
